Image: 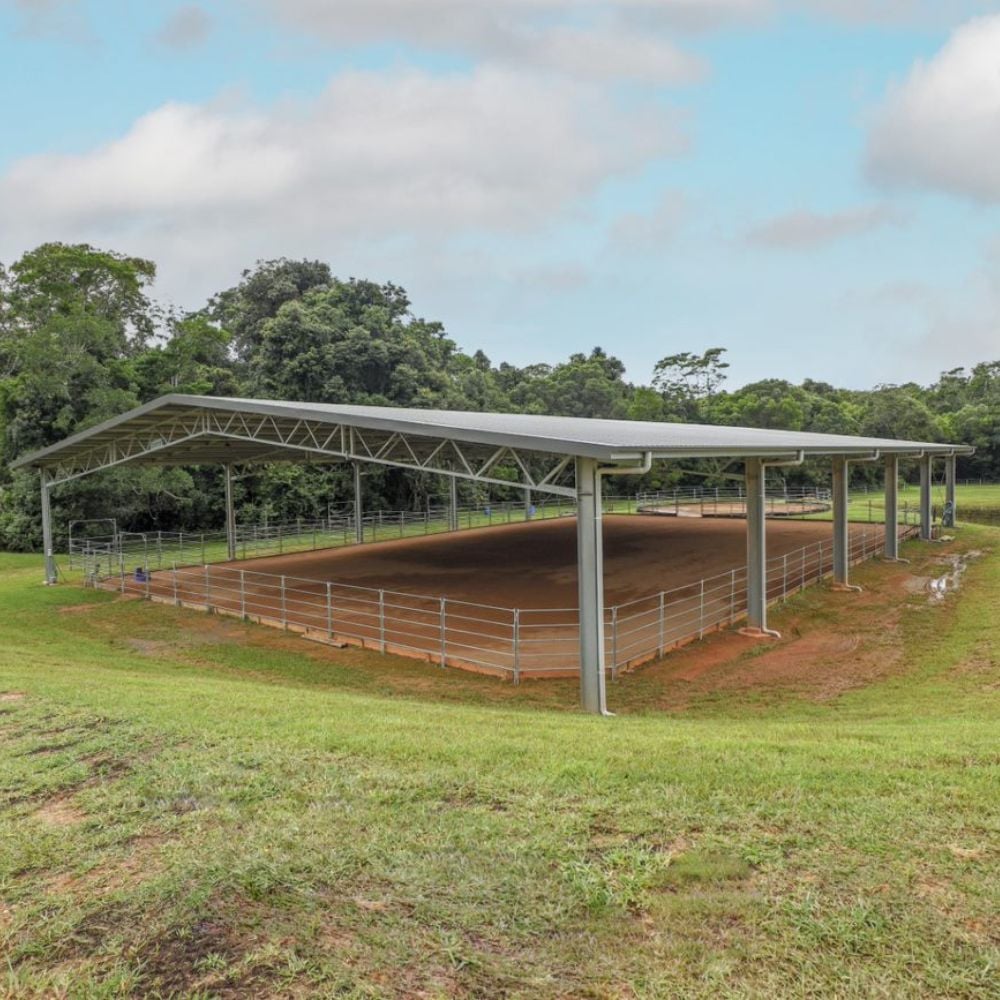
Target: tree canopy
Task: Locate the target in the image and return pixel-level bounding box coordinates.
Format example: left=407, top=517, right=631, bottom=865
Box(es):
left=1, top=243, right=995, bottom=550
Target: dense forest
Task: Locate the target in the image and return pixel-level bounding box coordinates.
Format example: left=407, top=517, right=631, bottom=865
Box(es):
left=1, top=243, right=998, bottom=550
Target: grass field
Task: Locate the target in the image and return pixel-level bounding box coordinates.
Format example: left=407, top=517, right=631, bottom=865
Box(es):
left=845, top=483, right=1000, bottom=524
left=1, top=528, right=998, bottom=997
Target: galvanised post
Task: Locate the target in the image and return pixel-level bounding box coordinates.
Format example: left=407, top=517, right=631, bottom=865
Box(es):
left=40, top=470, right=57, bottom=584
left=744, top=457, right=767, bottom=631
left=439, top=598, right=447, bottom=667
left=240, top=570, right=246, bottom=619
left=782, top=554, right=788, bottom=601
left=658, top=591, right=665, bottom=654
left=945, top=453, right=957, bottom=523
left=699, top=579, right=706, bottom=638
left=280, top=575, right=287, bottom=628
left=831, top=457, right=850, bottom=588
left=884, top=454, right=899, bottom=560
left=224, top=464, right=237, bottom=561
left=919, top=455, right=933, bottom=540
left=575, top=456, right=608, bottom=715
left=326, top=582, right=333, bottom=640
left=512, top=609, right=521, bottom=685
left=610, top=605, right=619, bottom=680
left=449, top=476, right=459, bottom=532
left=204, top=564, right=211, bottom=611
left=172, top=564, right=178, bottom=605
left=378, top=590, right=386, bottom=652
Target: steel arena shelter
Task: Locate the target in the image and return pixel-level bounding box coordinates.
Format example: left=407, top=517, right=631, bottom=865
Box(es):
left=12, top=395, right=973, bottom=715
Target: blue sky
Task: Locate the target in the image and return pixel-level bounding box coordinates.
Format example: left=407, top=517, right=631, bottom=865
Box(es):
left=2, top=0, right=998, bottom=390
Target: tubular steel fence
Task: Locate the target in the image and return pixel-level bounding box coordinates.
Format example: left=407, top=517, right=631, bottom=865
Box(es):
left=71, top=488, right=852, bottom=578
left=106, top=522, right=916, bottom=681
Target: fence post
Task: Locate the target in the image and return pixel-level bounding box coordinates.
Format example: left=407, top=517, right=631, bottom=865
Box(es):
left=172, top=563, right=179, bottom=605
left=280, top=575, right=287, bottom=628
left=240, top=570, right=246, bottom=620
left=204, top=564, right=211, bottom=612
left=658, top=591, right=665, bottom=654
left=513, top=609, right=521, bottom=684
left=326, top=582, right=333, bottom=640
left=201, top=534, right=206, bottom=565
left=611, top=605, right=619, bottom=680
left=379, top=589, right=386, bottom=652
left=699, top=580, right=705, bottom=638
left=801, top=547, right=806, bottom=591
left=439, top=598, right=447, bottom=668
left=782, top=553, right=788, bottom=601
left=729, top=569, right=736, bottom=623
left=278, top=525, right=283, bottom=554
left=145, top=565, right=151, bottom=600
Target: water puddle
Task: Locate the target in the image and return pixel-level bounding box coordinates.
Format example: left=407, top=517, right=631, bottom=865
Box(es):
left=927, top=550, right=982, bottom=602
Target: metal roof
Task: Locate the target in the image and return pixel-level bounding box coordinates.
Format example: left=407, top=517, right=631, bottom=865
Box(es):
left=11, top=393, right=972, bottom=477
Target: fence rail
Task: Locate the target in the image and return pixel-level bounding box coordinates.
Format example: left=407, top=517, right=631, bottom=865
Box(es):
left=70, top=488, right=867, bottom=578
left=106, top=522, right=915, bottom=680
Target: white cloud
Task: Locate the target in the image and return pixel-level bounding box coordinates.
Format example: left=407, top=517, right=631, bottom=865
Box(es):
left=523, top=27, right=706, bottom=85
left=154, top=5, right=211, bottom=50
left=793, top=1, right=991, bottom=28
left=0, top=67, right=683, bottom=304
left=253, top=0, right=754, bottom=83
left=745, top=205, right=902, bottom=248
left=865, top=15, right=1000, bottom=202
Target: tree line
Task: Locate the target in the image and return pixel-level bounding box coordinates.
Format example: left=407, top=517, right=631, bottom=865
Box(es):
left=1, top=243, right=997, bottom=550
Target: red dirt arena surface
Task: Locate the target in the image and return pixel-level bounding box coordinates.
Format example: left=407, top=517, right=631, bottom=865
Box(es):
left=216, top=514, right=870, bottom=609
left=143, top=515, right=886, bottom=677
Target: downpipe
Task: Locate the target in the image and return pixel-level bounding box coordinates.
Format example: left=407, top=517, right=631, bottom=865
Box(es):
left=754, top=451, right=805, bottom=639
left=589, top=452, right=653, bottom=716
left=836, top=450, right=880, bottom=592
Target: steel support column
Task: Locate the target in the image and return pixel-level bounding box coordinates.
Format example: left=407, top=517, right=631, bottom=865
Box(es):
left=744, top=457, right=767, bottom=632
left=945, top=454, right=957, bottom=524
left=576, top=457, right=608, bottom=715
left=831, top=457, right=850, bottom=587
left=40, top=471, right=57, bottom=585
left=353, top=462, right=364, bottom=544
left=224, top=464, right=237, bottom=561
left=884, top=454, right=899, bottom=560
left=449, top=475, right=459, bottom=531
left=919, top=455, right=933, bottom=541
left=524, top=487, right=532, bottom=520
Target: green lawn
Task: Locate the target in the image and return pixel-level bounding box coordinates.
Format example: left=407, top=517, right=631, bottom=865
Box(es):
left=847, top=483, right=1000, bottom=524
left=0, top=528, right=997, bottom=997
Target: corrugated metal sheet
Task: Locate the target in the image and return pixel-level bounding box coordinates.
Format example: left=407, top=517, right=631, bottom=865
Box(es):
left=11, top=393, right=973, bottom=470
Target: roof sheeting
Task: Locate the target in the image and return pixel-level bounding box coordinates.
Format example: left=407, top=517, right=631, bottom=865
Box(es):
left=11, top=393, right=972, bottom=476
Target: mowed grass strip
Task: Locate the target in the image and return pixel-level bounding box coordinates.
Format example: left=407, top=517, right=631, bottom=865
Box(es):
left=0, top=531, right=997, bottom=999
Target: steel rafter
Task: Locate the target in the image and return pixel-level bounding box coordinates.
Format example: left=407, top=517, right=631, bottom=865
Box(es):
left=44, top=408, right=580, bottom=496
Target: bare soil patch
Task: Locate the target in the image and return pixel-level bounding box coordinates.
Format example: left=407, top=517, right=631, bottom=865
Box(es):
left=34, top=795, right=86, bottom=826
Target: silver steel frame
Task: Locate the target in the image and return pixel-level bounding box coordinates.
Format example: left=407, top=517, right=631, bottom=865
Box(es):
left=22, top=394, right=973, bottom=714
